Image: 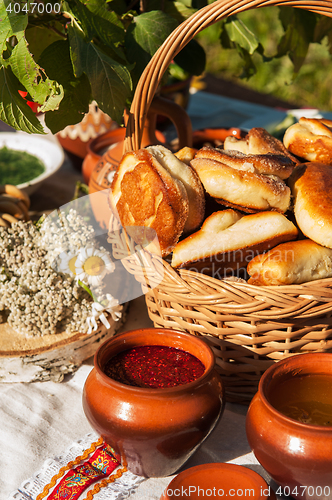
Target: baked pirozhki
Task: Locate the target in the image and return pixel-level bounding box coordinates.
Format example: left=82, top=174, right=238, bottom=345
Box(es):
left=288, top=162, right=332, bottom=249
left=146, top=145, right=205, bottom=234
left=283, top=117, right=332, bottom=164
left=174, top=146, right=197, bottom=165
left=247, top=239, right=332, bottom=286
left=191, top=148, right=291, bottom=213
left=110, top=146, right=204, bottom=257
left=224, top=127, right=299, bottom=166
left=194, top=147, right=295, bottom=179
left=171, top=210, right=298, bottom=277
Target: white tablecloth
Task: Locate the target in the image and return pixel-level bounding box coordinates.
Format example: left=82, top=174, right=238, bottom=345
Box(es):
left=0, top=295, right=278, bottom=499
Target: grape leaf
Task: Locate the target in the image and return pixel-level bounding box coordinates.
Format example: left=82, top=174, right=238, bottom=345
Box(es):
left=0, top=0, right=27, bottom=56
left=39, top=40, right=91, bottom=133
left=68, top=25, right=132, bottom=124
left=6, top=37, right=64, bottom=111
left=125, top=11, right=178, bottom=86
left=0, top=65, right=45, bottom=133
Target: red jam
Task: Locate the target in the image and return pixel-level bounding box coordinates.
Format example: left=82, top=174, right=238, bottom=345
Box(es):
left=104, top=345, right=205, bottom=389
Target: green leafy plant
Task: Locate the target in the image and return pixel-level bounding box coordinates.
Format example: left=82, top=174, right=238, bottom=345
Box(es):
left=198, top=6, right=332, bottom=109
left=1, top=0, right=331, bottom=135
left=0, top=0, right=205, bottom=134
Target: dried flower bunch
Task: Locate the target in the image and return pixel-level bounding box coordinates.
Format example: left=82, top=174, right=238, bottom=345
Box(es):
left=0, top=209, right=122, bottom=336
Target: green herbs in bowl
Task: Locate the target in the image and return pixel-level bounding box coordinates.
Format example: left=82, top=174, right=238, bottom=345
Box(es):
left=0, top=146, right=45, bottom=185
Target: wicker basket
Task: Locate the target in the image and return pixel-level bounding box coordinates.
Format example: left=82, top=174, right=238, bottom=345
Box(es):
left=109, top=0, right=332, bottom=404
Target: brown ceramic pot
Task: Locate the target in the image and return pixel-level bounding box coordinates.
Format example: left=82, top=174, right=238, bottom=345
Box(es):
left=246, top=353, right=332, bottom=500
left=82, top=327, right=224, bottom=478
left=82, top=128, right=123, bottom=184
left=192, top=127, right=245, bottom=149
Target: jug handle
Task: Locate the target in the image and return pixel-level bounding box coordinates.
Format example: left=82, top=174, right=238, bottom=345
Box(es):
left=124, top=95, right=193, bottom=152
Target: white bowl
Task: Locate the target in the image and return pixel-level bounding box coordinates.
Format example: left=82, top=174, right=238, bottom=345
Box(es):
left=0, top=132, right=65, bottom=195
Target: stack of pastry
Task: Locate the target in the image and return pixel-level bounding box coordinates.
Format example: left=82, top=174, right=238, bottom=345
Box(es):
left=110, top=120, right=332, bottom=286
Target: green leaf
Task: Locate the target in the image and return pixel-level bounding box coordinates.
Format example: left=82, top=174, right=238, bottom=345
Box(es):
left=219, top=20, right=233, bottom=50
left=6, top=37, right=64, bottom=111
left=0, top=0, right=27, bottom=56
left=224, top=17, right=260, bottom=55
left=237, top=46, right=257, bottom=79
left=64, top=0, right=125, bottom=60
left=191, top=0, right=207, bottom=10
left=39, top=40, right=91, bottom=133
left=277, top=9, right=315, bottom=74
left=125, top=10, right=178, bottom=86
left=67, top=22, right=85, bottom=78
left=78, top=280, right=97, bottom=301
left=77, top=0, right=125, bottom=23
left=174, top=39, right=205, bottom=76
left=25, top=24, right=65, bottom=62
left=106, top=0, right=127, bottom=16
left=313, top=16, right=332, bottom=45
left=147, top=0, right=195, bottom=23
left=0, top=65, right=45, bottom=134
left=68, top=25, right=132, bottom=124
left=218, top=16, right=263, bottom=79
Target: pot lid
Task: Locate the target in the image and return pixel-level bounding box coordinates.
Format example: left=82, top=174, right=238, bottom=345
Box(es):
left=160, top=463, right=276, bottom=500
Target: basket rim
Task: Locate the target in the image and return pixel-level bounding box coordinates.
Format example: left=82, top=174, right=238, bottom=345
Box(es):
left=109, top=218, right=332, bottom=311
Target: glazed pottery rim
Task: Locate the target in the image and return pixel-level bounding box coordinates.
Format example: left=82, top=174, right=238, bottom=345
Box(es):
left=258, top=352, right=332, bottom=431
left=87, top=128, right=125, bottom=157
left=162, top=463, right=274, bottom=500
left=94, top=327, right=216, bottom=394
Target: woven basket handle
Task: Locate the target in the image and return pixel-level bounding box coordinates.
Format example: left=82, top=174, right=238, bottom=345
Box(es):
left=124, top=0, right=332, bottom=153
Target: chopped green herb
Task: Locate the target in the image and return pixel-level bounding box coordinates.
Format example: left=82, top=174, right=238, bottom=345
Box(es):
left=0, top=146, right=45, bottom=185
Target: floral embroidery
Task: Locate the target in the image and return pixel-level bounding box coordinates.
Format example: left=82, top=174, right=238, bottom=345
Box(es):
left=48, top=466, right=103, bottom=500
left=89, top=445, right=120, bottom=475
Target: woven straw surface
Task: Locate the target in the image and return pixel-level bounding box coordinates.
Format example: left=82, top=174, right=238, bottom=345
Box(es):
left=110, top=0, right=332, bottom=403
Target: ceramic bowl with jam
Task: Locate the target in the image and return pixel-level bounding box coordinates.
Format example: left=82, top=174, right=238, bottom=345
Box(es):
left=246, top=353, right=332, bottom=500
left=82, top=327, right=225, bottom=477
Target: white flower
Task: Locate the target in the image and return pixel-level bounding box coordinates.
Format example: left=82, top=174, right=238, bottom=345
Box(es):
left=75, top=245, right=115, bottom=288
left=103, top=294, right=123, bottom=321
left=56, top=249, right=79, bottom=276
left=86, top=294, right=123, bottom=334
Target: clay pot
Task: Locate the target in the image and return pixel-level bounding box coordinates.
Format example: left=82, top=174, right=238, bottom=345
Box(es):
left=160, top=463, right=276, bottom=500
left=192, top=127, right=245, bottom=149
left=57, top=102, right=118, bottom=159
left=82, top=128, right=125, bottom=185
left=246, top=353, right=332, bottom=500
left=82, top=327, right=224, bottom=478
